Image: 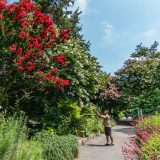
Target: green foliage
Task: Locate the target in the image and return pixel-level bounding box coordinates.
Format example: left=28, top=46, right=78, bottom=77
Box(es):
left=141, top=134, right=160, bottom=160
left=118, top=111, right=125, bottom=119
left=41, top=100, right=81, bottom=135
left=57, top=100, right=81, bottom=120
left=110, top=119, right=117, bottom=127
left=132, top=41, right=160, bottom=59
left=130, top=89, right=160, bottom=114
left=116, top=58, right=160, bottom=96
left=34, top=131, right=78, bottom=160
left=41, top=101, right=104, bottom=137
left=78, top=109, right=103, bottom=137
left=15, top=141, right=43, bottom=160
left=35, top=0, right=90, bottom=50
left=123, top=115, right=160, bottom=160
left=115, top=42, right=160, bottom=114
left=136, top=115, right=160, bottom=159
left=0, top=0, right=115, bottom=145
left=0, top=115, right=43, bottom=160
left=54, top=38, right=101, bottom=104
left=0, top=114, right=79, bottom=160
left=136, top=115, right=160, bottom=131
left=35, top=0, right=79, bottom=31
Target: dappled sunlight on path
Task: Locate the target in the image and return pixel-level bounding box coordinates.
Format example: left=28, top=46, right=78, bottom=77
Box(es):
left=76, top=125, right=135, bottom=160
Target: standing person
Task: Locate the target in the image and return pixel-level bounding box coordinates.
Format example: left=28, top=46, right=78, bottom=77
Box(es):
left=95, top=109, right=114, bottom=146
left=125, top=112, right=129, bottom=119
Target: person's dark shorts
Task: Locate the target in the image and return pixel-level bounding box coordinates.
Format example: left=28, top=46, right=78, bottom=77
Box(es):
left=105, top=127, right=112, bottom=136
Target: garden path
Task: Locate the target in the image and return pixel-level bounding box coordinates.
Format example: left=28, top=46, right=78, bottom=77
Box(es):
left=76, top=125, right=135, bottom=160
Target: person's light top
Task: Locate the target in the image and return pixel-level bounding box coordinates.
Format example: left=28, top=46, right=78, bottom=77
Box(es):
left=100, top=115, right=111, bottom=127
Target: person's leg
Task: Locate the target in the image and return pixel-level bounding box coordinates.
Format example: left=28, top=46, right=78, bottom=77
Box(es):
left=108, top=127, right=114, bottom=144
left=106, top=136, right=109, bottom=143
left=109, top=135, right=114, bottom=144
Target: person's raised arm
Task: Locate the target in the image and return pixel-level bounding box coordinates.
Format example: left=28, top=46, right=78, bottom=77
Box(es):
left=94, top=109, right=104, bottom=119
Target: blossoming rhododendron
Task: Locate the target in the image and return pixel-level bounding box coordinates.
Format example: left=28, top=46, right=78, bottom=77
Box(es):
left=99, top=83, right=120, bottom=101
left=0, top=0, right=71, bottom=90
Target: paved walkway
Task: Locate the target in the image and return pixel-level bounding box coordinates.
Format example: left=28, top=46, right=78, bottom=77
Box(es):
left=76, top=125, right=135, bottom=160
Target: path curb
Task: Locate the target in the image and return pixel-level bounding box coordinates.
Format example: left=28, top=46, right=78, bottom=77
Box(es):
left=78, top=132, right=101, bottom=146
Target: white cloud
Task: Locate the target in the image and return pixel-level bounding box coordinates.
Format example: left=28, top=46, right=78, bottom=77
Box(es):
left=77, top=0, right=89, bottom=14
left=144, top=29, right=156, bottom=37
left=102, top=21, right=116, bottom=42
left=103, top=22, right=113, bottom=39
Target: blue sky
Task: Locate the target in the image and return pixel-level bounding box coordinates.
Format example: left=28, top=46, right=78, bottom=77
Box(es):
left=9, top=0, right=160, bottom=73
left=75, top=0, right=160, bottom=74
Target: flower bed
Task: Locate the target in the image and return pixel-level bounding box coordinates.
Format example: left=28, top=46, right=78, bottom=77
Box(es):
left=122, top=115, right=160, bottom=160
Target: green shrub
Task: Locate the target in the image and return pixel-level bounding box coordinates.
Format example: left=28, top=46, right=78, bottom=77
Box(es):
left=15, top=141, right=43, bottom=160
left=77, top=106, right=104, bottom=137
left=136, top=115, right=160, bottom=132
left=141, top=134, right=160, bottom=160
left=34, top=131, right=79, bottom=160
left=111, top=118, right=117, bottom=127
left=78, top=116, right=103, bottom=137
left=41, top=100, right=81, bottom=135
left=0, top=115, right=43, bottom=160
left=57, top=100, right=81, bottom=120
left=78, top=106, right=117, bottom=137
left=41, top=101, right=104, bottom=137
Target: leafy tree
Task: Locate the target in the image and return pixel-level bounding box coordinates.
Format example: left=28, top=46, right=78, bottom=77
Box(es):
left=42, top=38, right=102, bottom=106
left=115, top=42, right=160, bottom=113
left=0, top=0, right=71, bottom=114
left=35, top=0, right=90, bottom=50
left=132, top=41, right=160, bottom=59
left=61, top=38, right=101, bottom=104
left=91, top=73, right=123, bottom=120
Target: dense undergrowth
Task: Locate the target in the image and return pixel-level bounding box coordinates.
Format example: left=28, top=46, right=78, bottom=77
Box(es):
left=41, top=101, right=116, bottom=137
left=0, top=115, right=78, bottom=160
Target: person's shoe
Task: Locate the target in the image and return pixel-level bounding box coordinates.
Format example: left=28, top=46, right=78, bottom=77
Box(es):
left=110, top=143, right=114, bottom=146
left=105, top=143, right=110, bottom=146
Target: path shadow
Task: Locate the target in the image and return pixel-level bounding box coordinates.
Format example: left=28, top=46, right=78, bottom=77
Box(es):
left=113, top=126, right=134, bottom=135
left=87, top=144, right=114, bottom=147
left=87, top=144, right=105, bottom=147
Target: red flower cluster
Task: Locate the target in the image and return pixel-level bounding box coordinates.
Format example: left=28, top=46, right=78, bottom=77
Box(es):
left=59, top=29, right=71, bottom=43
left=0, top=0, right=6, bottom=12
left=136, top=130, right=150, bottom=140
left=35, top=70, right=69, bottom=89
left=51, top=54, right=67, bottom=65
left=0, top=0, right=71, bottom=90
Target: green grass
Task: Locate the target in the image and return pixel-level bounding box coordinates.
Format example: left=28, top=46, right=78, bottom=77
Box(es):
left=0, top=115, right=43, bottom=160
left=34, top=131, right=79, bottom=160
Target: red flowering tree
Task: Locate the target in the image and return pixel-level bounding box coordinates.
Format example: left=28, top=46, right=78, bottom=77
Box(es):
left=0, top=0, right=71, bottom=105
